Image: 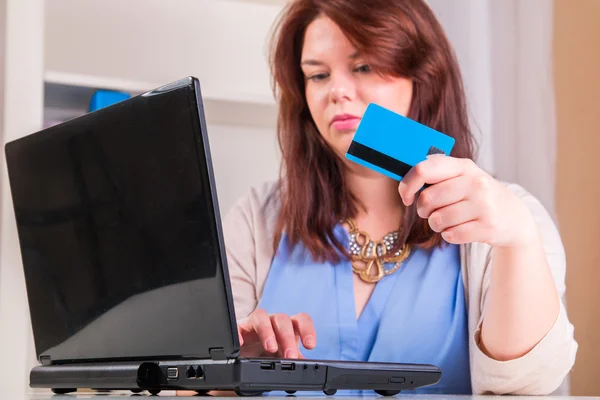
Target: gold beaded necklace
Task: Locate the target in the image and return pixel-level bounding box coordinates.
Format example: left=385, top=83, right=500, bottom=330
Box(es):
left=344, top=218, right=411, bottom=283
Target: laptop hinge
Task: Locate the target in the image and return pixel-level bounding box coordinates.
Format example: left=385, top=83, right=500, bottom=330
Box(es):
left=40, top=356, right=52, bottom=366
left=209, top=348, right=226, bottom=361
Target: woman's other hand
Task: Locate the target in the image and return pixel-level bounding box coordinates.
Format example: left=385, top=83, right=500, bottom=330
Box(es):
left=238, top=309, right=316, bottom=358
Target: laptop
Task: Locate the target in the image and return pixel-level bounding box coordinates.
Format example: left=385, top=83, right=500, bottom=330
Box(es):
left=4, top=77, right=442, bottom=396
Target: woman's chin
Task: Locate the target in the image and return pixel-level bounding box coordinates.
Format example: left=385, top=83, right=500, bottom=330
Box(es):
left=337, top=136, right=355, bottom=153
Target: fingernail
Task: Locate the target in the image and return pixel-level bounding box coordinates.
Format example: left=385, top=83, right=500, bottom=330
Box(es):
left=265, top=338, right=277, bottom=352
left=285, top=349, right=298, bottom=358
left=304, top=335, right=316, bottom=347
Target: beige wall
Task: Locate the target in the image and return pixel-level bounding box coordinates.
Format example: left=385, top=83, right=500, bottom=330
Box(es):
left=554, top=0, right=600, bottom=396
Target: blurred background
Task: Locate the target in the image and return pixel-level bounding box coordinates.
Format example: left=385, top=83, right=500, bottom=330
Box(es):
left=0, top=0, right=597, bottom=395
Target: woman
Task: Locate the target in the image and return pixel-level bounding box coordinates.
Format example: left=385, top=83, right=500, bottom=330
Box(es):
left=223, top=0, right=577, bottom=395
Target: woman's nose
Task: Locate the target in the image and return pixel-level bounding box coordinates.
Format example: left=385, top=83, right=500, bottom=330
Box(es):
left=328, top=74, right=356, bottom=103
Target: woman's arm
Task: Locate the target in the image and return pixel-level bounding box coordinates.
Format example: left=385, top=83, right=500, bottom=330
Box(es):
left=466, top=184, right=576, bottom=395
left=481, top=214, right=560, bottom=360
left=399, top=156, right=571, bottom=362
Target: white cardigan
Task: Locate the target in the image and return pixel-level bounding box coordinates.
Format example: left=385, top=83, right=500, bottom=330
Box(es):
left=222, top=180, right=577, bottom=395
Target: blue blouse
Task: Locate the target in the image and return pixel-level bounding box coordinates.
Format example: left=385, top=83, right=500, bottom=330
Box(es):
left=258, top=224, right=471, bottom=395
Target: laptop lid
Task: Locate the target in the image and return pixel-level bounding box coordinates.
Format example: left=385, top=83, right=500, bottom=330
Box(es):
left=4, top=77, right=240, bottom=365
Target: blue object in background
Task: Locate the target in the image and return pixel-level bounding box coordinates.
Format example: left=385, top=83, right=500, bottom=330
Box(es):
left=89, top=90, right=131, bottom=112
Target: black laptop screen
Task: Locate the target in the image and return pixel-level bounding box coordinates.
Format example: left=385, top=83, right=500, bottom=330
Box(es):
left=5, top=78, right=238, bottom=363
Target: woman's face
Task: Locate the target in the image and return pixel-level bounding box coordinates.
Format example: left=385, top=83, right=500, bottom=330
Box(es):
left=301, top=16, right=414, bottom=161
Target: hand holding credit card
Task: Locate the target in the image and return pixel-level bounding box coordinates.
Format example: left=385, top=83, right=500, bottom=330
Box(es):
left=345, top=103, right=455, bottom=182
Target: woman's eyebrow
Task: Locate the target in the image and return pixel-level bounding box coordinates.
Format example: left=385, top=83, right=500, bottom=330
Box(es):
left=301, top=52, right=360, bottom=67
left=300, top=58, right=324, bottom=67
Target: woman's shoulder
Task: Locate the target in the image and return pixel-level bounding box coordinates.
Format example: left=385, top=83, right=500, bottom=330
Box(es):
left=222, top=180, right=282, bottom=319
left=222, top=179, right=283, bottom=261
left=224, top=179, right=282, bottom=226
left=501, top=181, right=547, bottom=206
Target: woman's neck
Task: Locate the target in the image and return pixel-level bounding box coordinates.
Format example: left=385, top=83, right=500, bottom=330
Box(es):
left=344, top=167, right=405, bottom=239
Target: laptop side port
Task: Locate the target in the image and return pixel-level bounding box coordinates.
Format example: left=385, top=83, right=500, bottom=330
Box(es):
left=260, top=362, right=275, bottom=370
left=281, top=362, right=295, bottom=371
left=186, top=366, right=197, bottom=379
left=166, top=367, right=179, bottom=380
left=186, top=365, right=204, bottom=380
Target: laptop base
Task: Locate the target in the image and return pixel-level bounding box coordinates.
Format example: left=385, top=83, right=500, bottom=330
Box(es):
left=30, top=358, right=442, bottom=396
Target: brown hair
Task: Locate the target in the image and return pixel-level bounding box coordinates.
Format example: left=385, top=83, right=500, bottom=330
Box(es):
left=269, top=0, right=475, bottom=263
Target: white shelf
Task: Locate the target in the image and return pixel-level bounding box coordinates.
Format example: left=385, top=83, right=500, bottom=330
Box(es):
left=45, top=71, right=158, bottom=94
left=43, top=71, right=278, bottom=130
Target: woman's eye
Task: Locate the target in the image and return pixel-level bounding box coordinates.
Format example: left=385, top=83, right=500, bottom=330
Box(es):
left=355, top=64, right=371, bottom=73
left=307, top=73, right=329, bottom=82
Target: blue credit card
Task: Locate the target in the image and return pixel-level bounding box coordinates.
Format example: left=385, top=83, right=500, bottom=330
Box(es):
left=345, top=103, right=455, bottom=181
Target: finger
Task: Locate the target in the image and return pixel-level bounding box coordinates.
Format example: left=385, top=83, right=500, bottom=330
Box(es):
left=416, top=175, right=471, bottom=219
left=271, top=314, right=299, bottom=358
left=399, top=156, right=476, bottom=206
left=238, top=316, right=261, bottom=344
left=238, top=328, right=244, bottom=347
left=441, top=220, right=487, bottom=244
left=237, top=317, right=260, bottom=345
left=248, top=309, right=278, bottom=353
left=291, top=312, right=317, bottom=349
left=427, top=200, right=478, bottom=233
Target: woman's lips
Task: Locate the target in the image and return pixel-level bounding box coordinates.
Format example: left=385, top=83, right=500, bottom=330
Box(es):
left=331, top=116, right=361, bottom=131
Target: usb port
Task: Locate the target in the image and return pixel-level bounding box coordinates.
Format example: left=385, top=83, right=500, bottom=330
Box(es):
left=260, top=362, right=275, bottom=370
left=166, top=367, right=179, bottom=380
left=281, top=362, right=295, bottom=371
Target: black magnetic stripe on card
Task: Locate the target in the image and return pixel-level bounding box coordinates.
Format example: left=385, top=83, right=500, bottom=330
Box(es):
left=347, top=141, right=413, bottom=178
